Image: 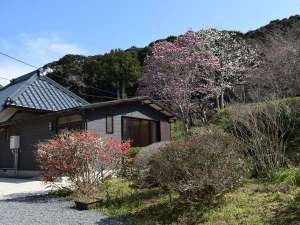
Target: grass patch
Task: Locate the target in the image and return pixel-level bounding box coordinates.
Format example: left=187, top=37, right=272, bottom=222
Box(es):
left=48, top=188, right=72, bottom=198
left=269, top=168, right=300, bottom=187
left=94, top=175, right=300, bottom=225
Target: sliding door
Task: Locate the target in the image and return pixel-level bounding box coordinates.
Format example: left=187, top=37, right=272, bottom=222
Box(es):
left=122, top=117, right=160, bottom=147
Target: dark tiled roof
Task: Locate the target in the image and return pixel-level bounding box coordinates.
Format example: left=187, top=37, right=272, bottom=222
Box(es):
left=0, top=70, right=88, bottom=112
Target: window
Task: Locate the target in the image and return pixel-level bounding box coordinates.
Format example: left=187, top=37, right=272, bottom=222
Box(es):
left=106, top=115, right=114, bottom=134
left=56, top=114, right=83, bottom=133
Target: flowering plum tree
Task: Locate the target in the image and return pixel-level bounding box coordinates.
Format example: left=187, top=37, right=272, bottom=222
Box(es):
left=198, top=29, right=261, bottom=109
left=36, top=130, right=130, bottom=197
left=139, top=31, right=220, bottom=132
left=139, top=30, right=260, bottom=129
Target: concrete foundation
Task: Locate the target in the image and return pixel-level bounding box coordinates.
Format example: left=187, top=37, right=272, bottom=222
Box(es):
left=0, top=168, right=41, bottom=178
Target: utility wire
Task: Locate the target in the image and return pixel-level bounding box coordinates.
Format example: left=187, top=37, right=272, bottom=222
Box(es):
left=0, top=76, right=10, bottom=81
left=49, top=73, right=118, bottom=96
left=0, top=51, right=125, bottom=99
left=86, top=85, right=118, bottom=96
left=78, top=92, right=118, bottom=100
left=0, top=51, right=38, bottom=69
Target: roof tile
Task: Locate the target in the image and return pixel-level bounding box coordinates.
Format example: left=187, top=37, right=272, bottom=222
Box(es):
left=0, top=70, right=88, bottom=112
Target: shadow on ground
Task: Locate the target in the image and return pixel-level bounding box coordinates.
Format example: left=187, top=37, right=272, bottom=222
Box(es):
left=127, top=201, right=211, bottom=225
left=97, top=218, right=131, bottom=225
left=271, top=194, right=300, bottom=225
left=2, top=194, right=60, bottom=203
left=101, top=189, right=211, bottom=225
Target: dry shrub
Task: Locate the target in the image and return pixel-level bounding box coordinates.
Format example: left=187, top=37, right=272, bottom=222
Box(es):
left=228, top=100, right=293, bottom=176
left=150, top=131, right=248, bottom=202
left=131, top=142, right=169, bottom=188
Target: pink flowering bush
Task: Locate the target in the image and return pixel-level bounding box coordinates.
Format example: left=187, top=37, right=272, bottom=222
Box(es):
left=36, top=130, right=130, bottom=197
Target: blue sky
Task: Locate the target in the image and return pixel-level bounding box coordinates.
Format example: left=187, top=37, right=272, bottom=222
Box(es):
left=0, top=0, right=300, bottom=85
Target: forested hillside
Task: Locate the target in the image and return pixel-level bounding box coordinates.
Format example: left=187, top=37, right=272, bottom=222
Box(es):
left=44, top=15, right=300, bottom=103
left=44, top=48, right=146, bottom=102
left=243, top=15, right=300, bottom=100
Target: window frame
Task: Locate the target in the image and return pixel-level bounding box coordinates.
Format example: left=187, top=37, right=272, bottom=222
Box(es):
left=106, top=115, right=114, bottom=134
left=56, top=114, right=84, bottom=134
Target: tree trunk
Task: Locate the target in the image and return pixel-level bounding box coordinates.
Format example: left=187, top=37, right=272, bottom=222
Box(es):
left=216, top=96, right=220, bottom=111
left=182, top=120, right=190, bottom=135
left=121, top=80, right=126, bottom=99
left=116, top=81, right=120, bottom=99
left=220, top=90, right=225, bottom=109
left=179, top=107, right=190, bottom=135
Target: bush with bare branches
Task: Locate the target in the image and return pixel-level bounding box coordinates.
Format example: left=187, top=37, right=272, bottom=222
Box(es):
left=219, top=100, right=294, bottom=176
left=150, top=131, right=248, bottom=202
left=131, top=142, right=168, bottom=188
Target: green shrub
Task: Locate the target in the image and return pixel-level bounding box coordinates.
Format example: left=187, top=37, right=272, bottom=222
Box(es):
left=101, top=178, right=134, bottom=203
left=125, top=147, right=142, bottom=158
left=150, top=131, right=248, bottom=203
left=120, top=147, right=142, bottom=178
left=171, top=120, right=186, bottom=140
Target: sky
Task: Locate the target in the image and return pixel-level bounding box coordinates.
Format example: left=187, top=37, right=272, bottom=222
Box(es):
left=0, top=0, right=300, bottom=85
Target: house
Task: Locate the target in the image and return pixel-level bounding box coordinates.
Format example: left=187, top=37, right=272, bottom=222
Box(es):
left=0, top=70, right=176, bottom=176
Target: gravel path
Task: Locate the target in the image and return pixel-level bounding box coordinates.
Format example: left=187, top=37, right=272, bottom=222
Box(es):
left=0, top=194, right=129, bottom=225
left=0, top=178, right=52, bottom=200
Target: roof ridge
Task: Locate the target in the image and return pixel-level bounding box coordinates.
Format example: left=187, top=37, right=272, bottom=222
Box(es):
left=42, top=76, right=89, bottom=105
left=0, top=70, right=36, bottom=92
left=1, top=71, right=89, bottom=112
left=10, top=70, right=37, bottom=84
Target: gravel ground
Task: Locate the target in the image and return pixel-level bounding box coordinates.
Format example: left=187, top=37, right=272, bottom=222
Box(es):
left=0, top=194, right=129, bottom=225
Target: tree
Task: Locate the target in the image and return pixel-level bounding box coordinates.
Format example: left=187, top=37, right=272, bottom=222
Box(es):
left=198, top=29, right=261, bottom=109
left=44, top=49, right=144, bottom=102
left=98, top=49, right=143, bottom=99
left=45, top=54, right=86, bottom=95
left=138, top=31, right=220, bottom=132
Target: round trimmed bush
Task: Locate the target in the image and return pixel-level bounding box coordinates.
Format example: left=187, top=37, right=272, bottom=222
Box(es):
left=151, top=131, right=248, bottom=202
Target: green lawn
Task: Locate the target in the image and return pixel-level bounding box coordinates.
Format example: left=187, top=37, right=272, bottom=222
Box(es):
left=94, top=170, right=300, bottom=225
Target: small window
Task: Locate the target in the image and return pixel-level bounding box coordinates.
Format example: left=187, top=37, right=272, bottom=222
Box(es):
left=106, top=115, right=114, bottom=134
left=48, top=122, right=53, bottom=131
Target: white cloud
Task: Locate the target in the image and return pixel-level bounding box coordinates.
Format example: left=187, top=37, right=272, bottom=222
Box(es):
left=0, top=33, right=86, bottom=86
left=0, top=65, right=33, bottom=85
left=22, top=33, right=86, bottom=63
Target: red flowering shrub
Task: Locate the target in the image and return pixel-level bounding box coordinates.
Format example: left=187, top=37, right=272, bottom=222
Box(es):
left=36, top=130, right=130, bottom=197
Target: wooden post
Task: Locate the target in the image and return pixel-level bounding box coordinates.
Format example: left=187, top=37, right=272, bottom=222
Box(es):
left=13, top=148, right=19, bottom=176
